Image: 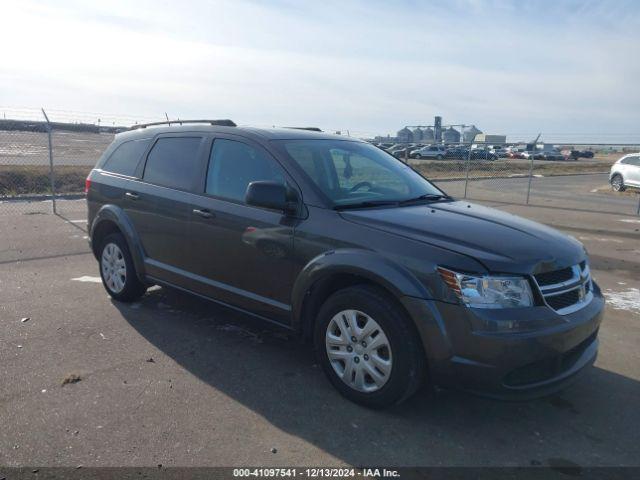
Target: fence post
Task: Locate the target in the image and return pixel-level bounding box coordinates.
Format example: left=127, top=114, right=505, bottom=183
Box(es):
left=404, top=143, right=409, bottom=164
left=525, top=153, right=534, bottom=205
left=41, top=108, right=56, bottom=214
left=463, top=142, right=471, bottom=198
left=636, top=194, right=640, bottom=216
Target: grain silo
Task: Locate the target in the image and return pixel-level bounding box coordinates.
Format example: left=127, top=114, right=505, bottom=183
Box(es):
left=397, top=127, right=413, bottom=143
left=412, top=127, right=423, bottom=142
left=442, top=127, right=461, bottom=143
left=462, top=125, right=482, bottom=143
left=422, top=127, right=435, bottom=142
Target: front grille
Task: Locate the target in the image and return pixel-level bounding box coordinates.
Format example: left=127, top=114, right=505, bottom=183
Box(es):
left=504, top=331, right=598, bottom=387
left=535, top=267, right=574, bottom=287
left=534, top=262, right=592, bottom=315
left=546, top=289, right=580, bottom=310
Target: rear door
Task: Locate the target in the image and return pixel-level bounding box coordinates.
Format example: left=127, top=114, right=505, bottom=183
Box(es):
left=187, top=134, right=298, bottom=324
left=125, top=133, right=207, bottom=283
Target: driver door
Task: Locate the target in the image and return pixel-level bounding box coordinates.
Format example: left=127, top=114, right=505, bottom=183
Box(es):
left=187, top=135, right=299, bottom=325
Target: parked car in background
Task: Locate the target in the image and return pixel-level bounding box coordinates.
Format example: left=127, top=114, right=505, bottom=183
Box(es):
left=493, top=147, right=510, bottom=158
left=445, top=147, right=469, bottom=159
left=391, top=146, right=418, bottom=159
left=570, top=150, right=595, bottom=160
left=533, top=150, right=567, bottom=161
left=508, top=150, right=531, bottom=159
left=610, top=153, right=640, bottom=191
left=412, top=145, right=447, bottom=159
left=470, top=149, right=498, bottom=160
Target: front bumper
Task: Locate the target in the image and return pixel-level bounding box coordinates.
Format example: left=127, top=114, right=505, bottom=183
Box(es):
left=402, top=285, right=604, bottom=399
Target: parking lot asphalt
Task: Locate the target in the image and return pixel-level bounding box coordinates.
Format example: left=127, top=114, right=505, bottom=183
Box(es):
left=435, top=173, right=640, bottom=216
left=1, top=204, right=639, bottom=468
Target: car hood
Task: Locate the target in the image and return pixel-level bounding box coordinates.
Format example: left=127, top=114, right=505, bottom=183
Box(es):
left=339, top=200, right=585, bottom=274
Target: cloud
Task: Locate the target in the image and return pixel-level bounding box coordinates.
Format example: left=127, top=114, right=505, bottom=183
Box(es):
left=1, top=0, right=639, bottom=141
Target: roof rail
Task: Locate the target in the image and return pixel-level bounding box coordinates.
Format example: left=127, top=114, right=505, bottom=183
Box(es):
left=129, top=119, right=236, bottom=130
left=284, top=127, right=323, bottom=132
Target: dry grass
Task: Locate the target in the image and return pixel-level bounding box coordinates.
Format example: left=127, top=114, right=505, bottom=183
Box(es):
left=410, top=159, right=611, bottom=180
left=0, top=164, right=91, bottom=196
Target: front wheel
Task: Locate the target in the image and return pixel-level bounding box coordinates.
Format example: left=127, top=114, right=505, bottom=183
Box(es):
left=436, top=155, right=443, bottom=160
left=611, top=174, right=626, bottom=192
left=99, top=233, right=147, bottom=302
left=314, top=285, right=426, bottom=408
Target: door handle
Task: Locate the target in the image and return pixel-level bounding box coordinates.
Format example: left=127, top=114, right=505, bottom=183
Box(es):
left=192, top=208, right=214, bottom=219
left=125, top=191, right=139, bottom=200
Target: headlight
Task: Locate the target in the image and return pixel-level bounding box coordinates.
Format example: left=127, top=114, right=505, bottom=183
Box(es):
left=438, top=267, right=534, bottom=308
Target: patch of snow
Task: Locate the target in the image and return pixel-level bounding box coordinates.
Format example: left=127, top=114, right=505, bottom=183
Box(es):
left=604, top=288, right=640, bottom=315
left=71, top=276, right=102, bottom=283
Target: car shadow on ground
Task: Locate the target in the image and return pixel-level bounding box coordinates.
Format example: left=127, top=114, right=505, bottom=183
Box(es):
left=114, top=286, right=640, bottom=467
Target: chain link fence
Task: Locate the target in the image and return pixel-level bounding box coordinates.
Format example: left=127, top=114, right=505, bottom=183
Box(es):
left=0, top=108, right=160, bottom=219
left=386, top=140, right=640, bottom=216
left=1, top=109, right=640, bottom=219
left=0, top=128, right=51, bottom=214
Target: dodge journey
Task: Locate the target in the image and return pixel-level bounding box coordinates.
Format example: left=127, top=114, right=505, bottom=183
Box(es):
left=86, top=120, right=603, bottom=407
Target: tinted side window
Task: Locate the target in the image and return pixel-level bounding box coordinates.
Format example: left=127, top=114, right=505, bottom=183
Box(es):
left=143, top=137, right=202, bottom=191
left=103, top=139, right=150, bottom=176
left=206, top=139, right=284, bottom=202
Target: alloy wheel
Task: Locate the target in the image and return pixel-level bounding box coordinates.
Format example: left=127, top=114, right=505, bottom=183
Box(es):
left=611, top=175, right=623, bottom=192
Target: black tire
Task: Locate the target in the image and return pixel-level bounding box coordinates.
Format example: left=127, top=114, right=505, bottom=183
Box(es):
left=314, top=285, right=426, bottom=408
left=415, top=153, right=422, bottom=159
left=611, top=174, right=626, bottom=192
left=436, top=155, right=443, bottom=160
left=98, top=232, right=147, bottom=302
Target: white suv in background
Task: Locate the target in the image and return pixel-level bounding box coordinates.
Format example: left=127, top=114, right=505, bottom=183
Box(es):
left=610, top=153, right=640, bottom=191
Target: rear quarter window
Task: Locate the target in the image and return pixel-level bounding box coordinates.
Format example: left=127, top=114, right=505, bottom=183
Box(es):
left=143, top=137, right=203, bottom=191
left=102, top=139, right=150, bottom=177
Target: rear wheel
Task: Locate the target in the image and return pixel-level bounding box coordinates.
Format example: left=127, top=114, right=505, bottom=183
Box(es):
left=314, top=285, right=426, bottom=408
left=436, top=154, right=443, bottom=160
left=99, top=233, right=147, bottom=302
left=611, top=174, right=625, bottom=192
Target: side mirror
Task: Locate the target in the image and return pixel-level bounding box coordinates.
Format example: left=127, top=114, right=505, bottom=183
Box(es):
left=245, top=181, right=297, bottom=215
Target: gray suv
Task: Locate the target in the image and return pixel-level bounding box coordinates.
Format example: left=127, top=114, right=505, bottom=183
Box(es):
left=86, top=120, right=604, bottom=407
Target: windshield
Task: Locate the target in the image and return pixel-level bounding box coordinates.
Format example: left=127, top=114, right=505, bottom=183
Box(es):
left=274, top=139, right=445, bottom=208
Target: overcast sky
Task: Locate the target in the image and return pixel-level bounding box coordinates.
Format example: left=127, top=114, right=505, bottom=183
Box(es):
left=1, top=0, right=639, bottom=141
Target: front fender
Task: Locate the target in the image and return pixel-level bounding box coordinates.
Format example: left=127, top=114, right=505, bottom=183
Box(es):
left=291, top=248, right=431, bottom=326
left=90, top=205, right=146, bottom=281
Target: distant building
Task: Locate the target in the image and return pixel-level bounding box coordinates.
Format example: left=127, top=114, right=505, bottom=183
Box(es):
left=462, top=125, right=482, bottom=143
left=434, top=116, right=442, bottom=142
left=397, top=127, right=413, bottom=143
left=422, top=127, right=435, bottom=142
left=379, top=117, right=504, bottom=145
left=442, top=127, right=461, bottom=143
left=412, top=127, right=423, bottom=142
left=475, top=133, right=507, bottom=144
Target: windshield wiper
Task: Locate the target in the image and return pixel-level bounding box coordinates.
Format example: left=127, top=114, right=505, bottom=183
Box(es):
left=334, top=200, right=400, bottom=211
left=398, top=193, right=450, bottom=205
